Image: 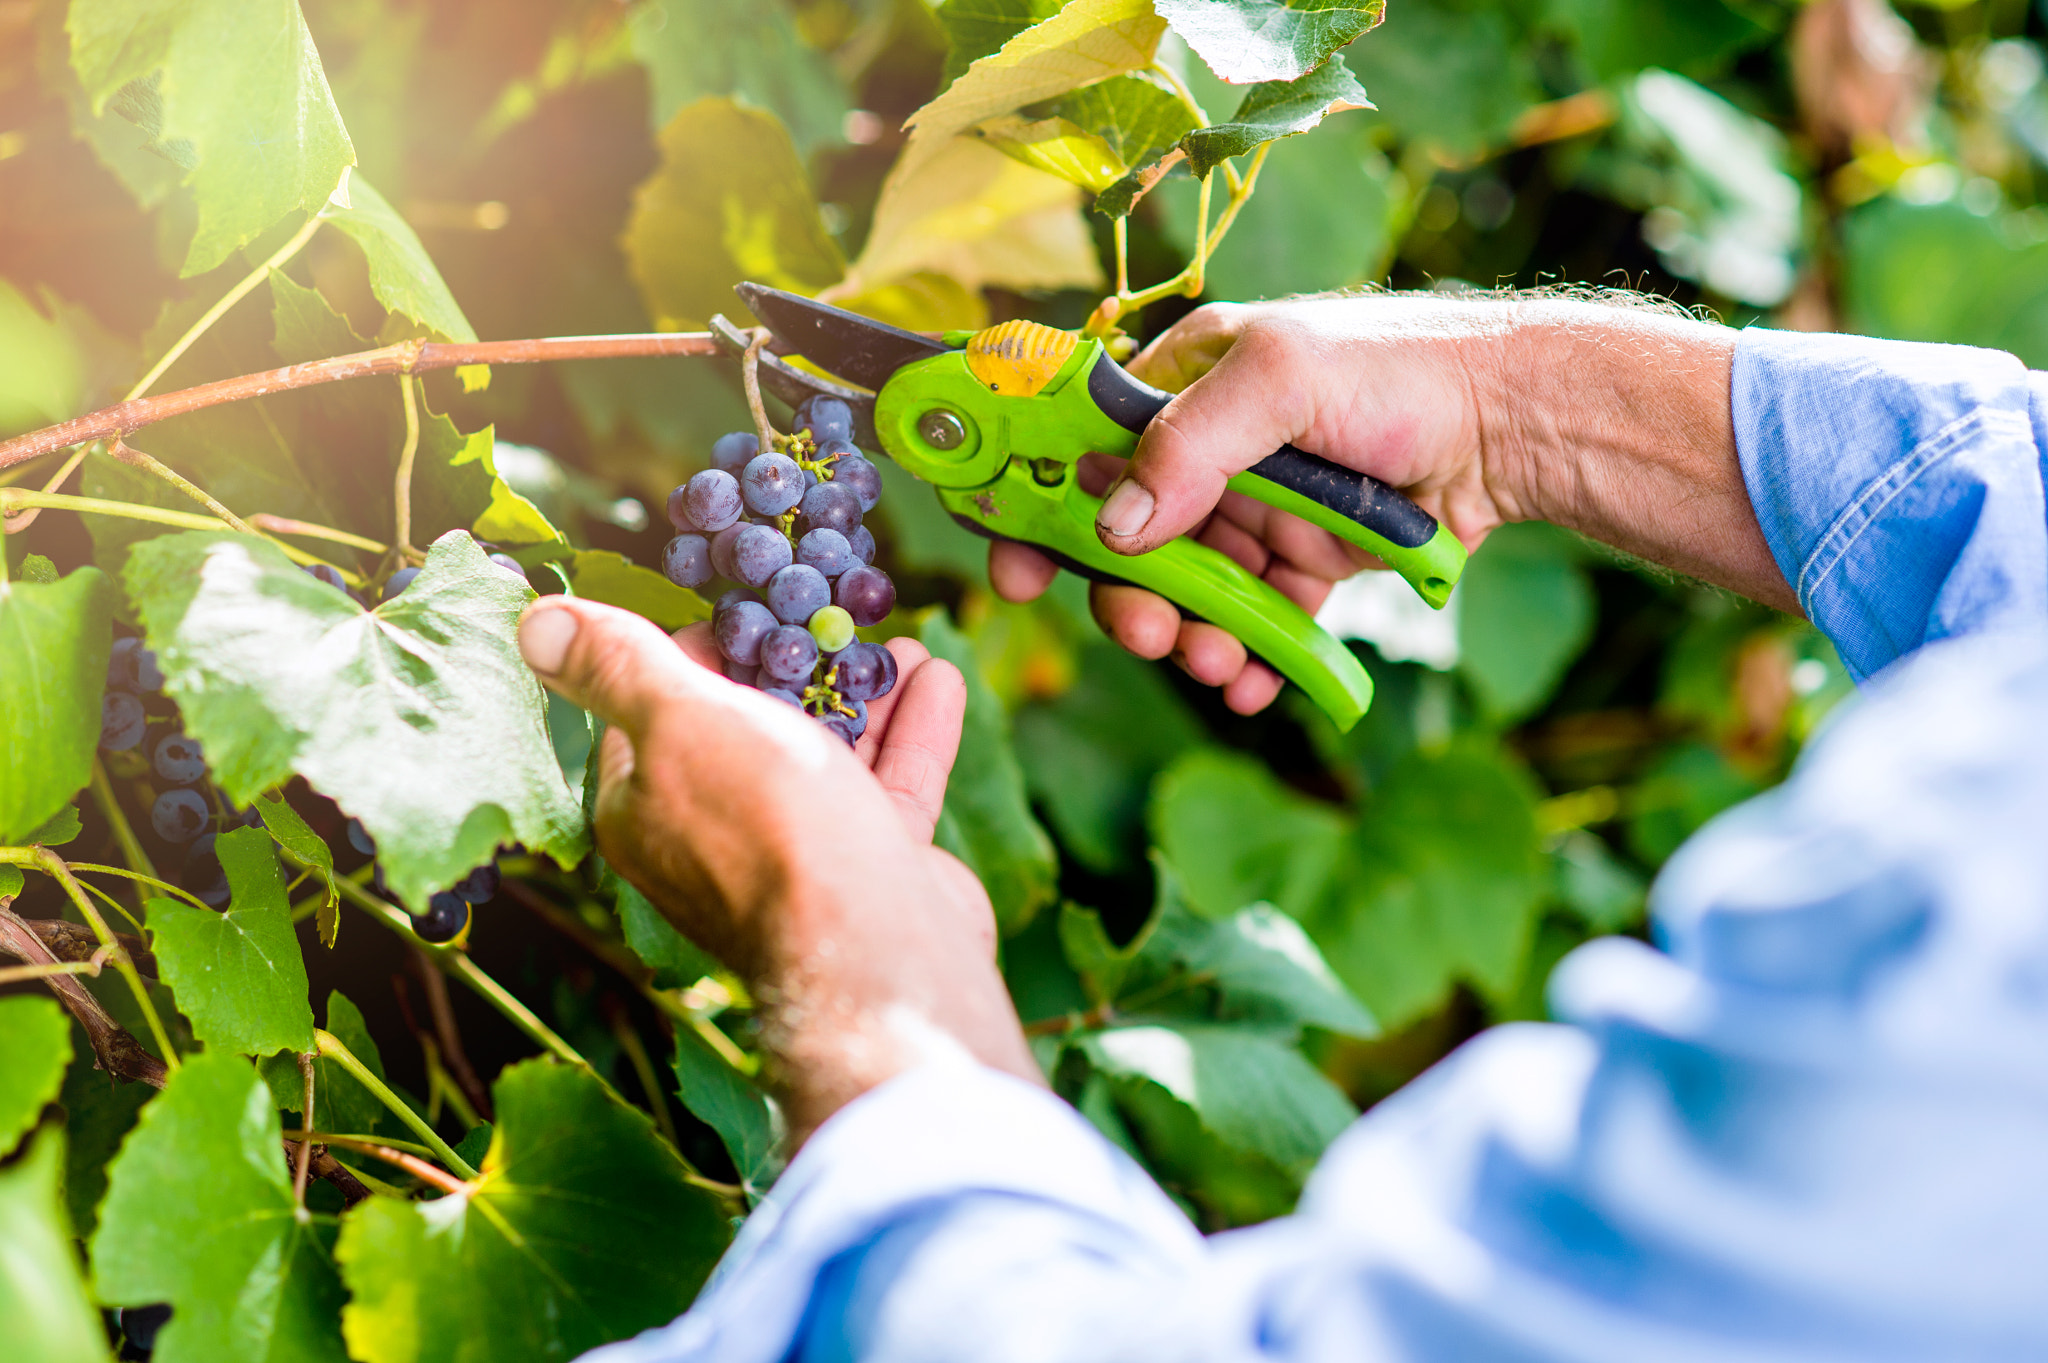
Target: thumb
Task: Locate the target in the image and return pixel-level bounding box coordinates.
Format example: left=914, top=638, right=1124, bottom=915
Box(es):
left=517, top=597, right=707, bottom=740
left=1094, top=328, right=1312, bottom=556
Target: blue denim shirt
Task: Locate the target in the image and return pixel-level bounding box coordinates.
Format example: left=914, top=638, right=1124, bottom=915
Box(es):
left=590, top=328, right=2048, bottom=1363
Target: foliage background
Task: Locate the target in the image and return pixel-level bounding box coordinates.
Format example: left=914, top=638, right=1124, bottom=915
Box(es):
left=3, top=0, right=2047, bottom=1357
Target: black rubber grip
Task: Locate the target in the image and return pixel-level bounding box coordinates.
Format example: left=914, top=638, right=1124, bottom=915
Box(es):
left=1088, top=353, right=1439, bottom=551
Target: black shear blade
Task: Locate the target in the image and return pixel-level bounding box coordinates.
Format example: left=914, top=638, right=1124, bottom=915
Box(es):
left=736, top=283, right=951, bottom=391
left=707, top=314, right=880, bottom=449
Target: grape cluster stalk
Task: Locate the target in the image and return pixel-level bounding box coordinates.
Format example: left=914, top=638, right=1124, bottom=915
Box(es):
left=660, top=396, right=898, bottom=744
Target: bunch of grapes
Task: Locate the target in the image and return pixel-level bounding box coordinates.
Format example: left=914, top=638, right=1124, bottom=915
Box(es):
left=661, top=396, right=899, bottom=744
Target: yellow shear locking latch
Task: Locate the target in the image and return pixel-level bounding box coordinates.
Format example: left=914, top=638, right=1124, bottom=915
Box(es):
left=965, top=320, right=1077, bottom=397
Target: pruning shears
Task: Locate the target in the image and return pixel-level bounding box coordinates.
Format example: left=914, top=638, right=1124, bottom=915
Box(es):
left=711, top=284, right=1467, bottom=732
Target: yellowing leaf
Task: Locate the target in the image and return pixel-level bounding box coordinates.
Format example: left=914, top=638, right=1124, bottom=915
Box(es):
left=975, top=114, right=1128, bottom=192
left=832, top=272, right=992, bottom=333
left=838, top=138, right=1103, bottom=301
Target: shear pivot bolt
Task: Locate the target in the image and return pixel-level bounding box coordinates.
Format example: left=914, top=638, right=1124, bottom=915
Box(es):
left=916, top=409, right=966, bottom=450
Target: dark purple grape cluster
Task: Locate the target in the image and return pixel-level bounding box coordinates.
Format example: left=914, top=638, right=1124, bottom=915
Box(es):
left=662, top=397, right=899, bottom=744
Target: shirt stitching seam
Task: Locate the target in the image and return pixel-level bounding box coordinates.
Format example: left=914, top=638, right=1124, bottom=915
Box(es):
left=1795, top=408, right=2031, bottom=613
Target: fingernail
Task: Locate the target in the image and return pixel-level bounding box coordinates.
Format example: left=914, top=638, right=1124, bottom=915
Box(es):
left=1097, top=479, right=1154, bottom=538
left=519, top=605, right=579, bottom=675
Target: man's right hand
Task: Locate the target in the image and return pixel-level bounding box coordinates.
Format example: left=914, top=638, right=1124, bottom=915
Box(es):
left=990, top=293, right=1795, bottom=714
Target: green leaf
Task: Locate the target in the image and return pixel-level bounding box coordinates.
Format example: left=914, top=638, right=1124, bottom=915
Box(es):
left=1052, top=71, right=1199, bottom=174
left=1081, top=1022, right=1355, bottom=1174
left=1340, top=0, right=1540, bottom=160
left=1015, top=642, right=1203, bottom=873
left=623, top=96, right=845, bottom=332
left=92, top=1052, right=349, bottom=1363
left=260, top=991, right=390, bottom=1139
left=26, top=805, right=84, bottom=848
left=17, top=555, right=59, bottom=585
left=1547, top=0, right=1768, bottom=83
left=253, top=790, right=338, bottom=945
left=0, top=997, right=71, bottom=1158
left=920, top=611, right=1058, bottom=934
left=1302, top=740, right=1547, bottom=1026
left=324, top=173, right=478, bottom=343
left=0, top=865, right=21, bottom=901
left=0, top=1127, right=113, bottom=1363
left=0, top=565, right=112, bottom=843
left=60, top=1049, right=156, bottom=1239
left=1552, top=829, right=1646, bottom=933
left=975, top=113, right=1129, bottom=192
left=337, top=1060, right=731, bottom=1363
left=1180, top=55, right=1371, bottom=176
left=145, top=827, right=315, bottom=1057
left=0, top=279, right=88, bottom=435
left=672, top=1028, right=782, bottom=1199
left=1843, top=197, right=2048, bottom=369
left=1147, top=748, right=1347, bottom=922
left=629, top=0, right=850, bottom=154
left=1058, top=901, right=1147, bottom=1005
left=564, top=549, right=710, bottom=632
left=126, top=530, right=589, bottom=911
left=1454, top=522, right=1595, bottom=725
left=1154, top=0, right=1383, bottom=84
left=67, top=0, right=356, bottom=275
left=612, top=869, right=718, bottom=989
left=938, top=0, right=1065, bottom=85
left=1625, top=741, right=1760, bottom=866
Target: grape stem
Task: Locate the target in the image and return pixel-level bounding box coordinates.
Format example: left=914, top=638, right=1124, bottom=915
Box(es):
left=293, top=1052, right=318, bottom=1213
left=392, top=376, right=422, bottom=560
left=88, top=759, right=159, bottom=915
left=286, top=1129, right=470, bottom=1197
left=740, top=327, right=779, bottom=452
left=315, top=1027, right=482, bottom=1181
left=110, top=439, right=261, bottom=536
left=0, top=949, right=113, bottom=986
left=0, top=331, right=720, bottom=473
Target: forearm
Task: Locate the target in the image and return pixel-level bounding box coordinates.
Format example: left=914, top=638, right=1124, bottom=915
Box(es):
left=1480, top=300, right=1798, bottom=613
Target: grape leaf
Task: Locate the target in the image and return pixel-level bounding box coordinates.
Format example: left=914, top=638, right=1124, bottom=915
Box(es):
left=0, top=997, right=71, bottom=1158
left=1454, top=522, right=1595, bottom=725
left=1179, top=55, right=1370, bottom=176
left=125, top=529, right=588, bottom=911
left=0, top=1127, right=113, bottom=1363
left=1154, top=0, right=1383, bottom=84
left=629, top=0, right=849, bottom=154
left=145, top=826, right=315, bottom=1057
left=623, top=96, right=845, bottom=332
left=253, top=790, right=339, bottom=946
left=1844, top=198, right=2048, bottom=370
left=1081, top=1022, right=1356, bottom=1175
left=840, top=137, right=1103, bottom=300
left=1340, top=0, right=1541, bottom=160
left=0, top=278, right=89, bottom=435
left=0, top=865, right=20, bottom=901
left=26, top=804, right=83, bottom=847
left=0, top=565, right=112, bottom=843
left=610, top=867, right=718, bottom=989
left=974, top=114, right=1128, bottom=192
left=66, top=0, right=356, bottom=276
left=563, top=549, right=711, bottom=632
left=60, top=1045, right=156, bottom=1239
left=324, top=173, right=479, bottom=344
left=920, top=611, right=1058, bottom=934
left=1147, top=747, right=1347, bottom=922
left=1549, top=0, right=1767, bottom=83
left=92, top=1051, right=349, bottom=1363
left=672, top=1027, right=782, bottom=1200
left=1052, top=71, right=1199, bottom=174
left=938, top=0, right=1064, bottom=85
left=260, top=991, right=390, bottom=1139
left=337, top=1060, right=731, bottom=1363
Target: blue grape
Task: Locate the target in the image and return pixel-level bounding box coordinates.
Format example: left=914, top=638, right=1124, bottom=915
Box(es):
left=797, top=481, right=861, bottom=537
left=832, top=641, right=897, bottom=702
left=108, top=637, right=163, bottom=693
left=741, top=453, right=805, bottom=517
left=184, top=832, right=229, bottom=908
left=382, top=566, right=421, bottom=602
left=685, top=469, right=744, bottom=532
left=153, top=733, right=206, bottom=785
left=765, top=563, right=832, bottom=625
left=723, top=658, right=760, bottom=686
left=712, top=431, right=760, bottom=477
left=663, top=534, right=714, bottom=589
left=759, top=625, right=819, bottom=684
left=454, top=862, right=500, bottom=903
left=821, top=712, right=860, bottom=745
left=831, top=453, right=882, bottom=512
left=302, top=563, right=349, bottom=593
left=847, top=523, right=877, bottom=565
left=761, top=686, right=804, bottom=708
left=346, top=818, right=376, bottom=856
left=151, top=788, right=210, bottom=842
left=665, top=482, right=697, bottom=532
left=842, top=698, right=869, bottom=740
left=489, top=552, right=528, bottom=581
left=797, top=527, right=857, bottom=579
left=833, top=564, right=896, bottom=627
left=119, top=1305, right=172, bottom=1354
left=709, top=524, right=748, bottom=580
left=413, top=892, right=469, bottom=943
left=799, top=396, right=854, bottom=443
left=100, top=692, right=146, bottom=751
left=730, top=523, right=793, bottom=589
left=715, top=587, right=764, bottom=615
left=715, top=599, right=777, bottom=666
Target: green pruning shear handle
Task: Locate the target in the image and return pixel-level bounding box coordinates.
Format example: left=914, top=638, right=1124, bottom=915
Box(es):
left=715, top=285, right=1469, bottom=732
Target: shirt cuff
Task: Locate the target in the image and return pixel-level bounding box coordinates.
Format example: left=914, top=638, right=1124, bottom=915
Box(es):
left=582, top=1060, right=1202, bottom=1363
left=1732, top=327, right=2047, bottom=679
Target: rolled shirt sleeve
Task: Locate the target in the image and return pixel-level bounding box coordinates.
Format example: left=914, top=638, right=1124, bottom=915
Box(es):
left=1733, top=328, right=2048, bottom=677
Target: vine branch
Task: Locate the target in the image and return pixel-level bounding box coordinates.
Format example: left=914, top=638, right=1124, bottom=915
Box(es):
left=0, top=331, right=720, bottom=473
left=315, top=1027, right=481, bottom=1181
left=392, top=376, right=421, bottom=559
